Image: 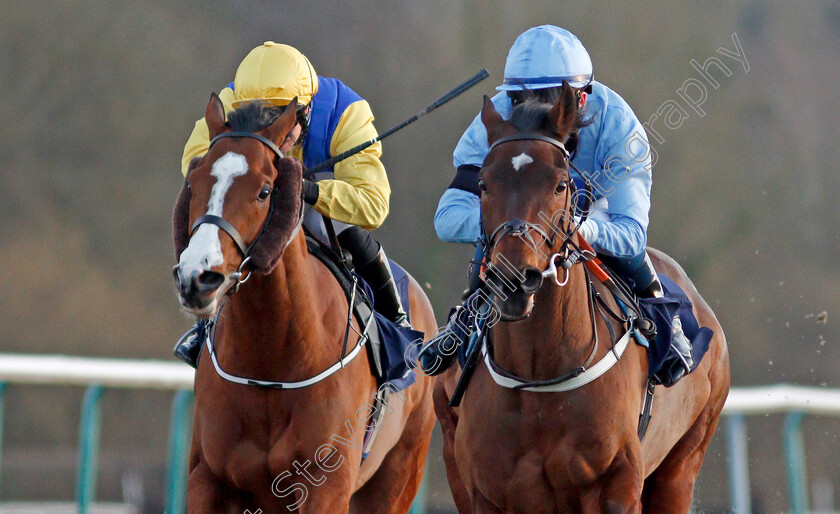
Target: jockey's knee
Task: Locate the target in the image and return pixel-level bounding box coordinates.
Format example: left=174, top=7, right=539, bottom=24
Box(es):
left=337, top=225, right=379, bottom=267
left=598, top=250, right=656, bottom=292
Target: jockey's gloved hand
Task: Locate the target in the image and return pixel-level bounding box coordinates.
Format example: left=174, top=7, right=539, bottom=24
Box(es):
left=302, top=179, right=319, bottom=205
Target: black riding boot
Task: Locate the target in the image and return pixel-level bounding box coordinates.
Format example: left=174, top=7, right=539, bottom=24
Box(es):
left=337, top=226, right=410, bottom=328
left=355, top=245, right=411, bottom=328
left=419, top=245, right=486, bottom=375
left=634, top=252, right=664, bottom=299
left=418, top=290, right=482, bottom=375
left=173, top=320, right=209, bottom=368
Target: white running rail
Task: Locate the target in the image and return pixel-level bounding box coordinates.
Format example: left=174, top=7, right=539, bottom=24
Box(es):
left=0, top=354, right=838, bottom=514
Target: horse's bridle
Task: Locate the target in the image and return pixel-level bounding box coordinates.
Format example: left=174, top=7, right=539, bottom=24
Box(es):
left=481, top=133, right=595, bottom=290
left=476, top=133, right=640, bottom=396
left=185, top=131, right=305, bottom=293
left=181, top=132, right=376, bottom=390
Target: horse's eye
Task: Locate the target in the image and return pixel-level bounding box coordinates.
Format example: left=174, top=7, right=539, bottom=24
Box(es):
left=258, top=187, right=271, bottom=201
left=478, top=179, right=488, bottom=193
left=555, top=181, right=568, bottom=195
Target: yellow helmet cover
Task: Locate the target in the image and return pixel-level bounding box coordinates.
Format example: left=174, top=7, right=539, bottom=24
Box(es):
left=232, top=41, right=319, bottom=107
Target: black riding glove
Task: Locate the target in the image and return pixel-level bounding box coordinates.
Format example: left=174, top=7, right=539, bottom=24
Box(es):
left=302, top=179, right=319, bottom=205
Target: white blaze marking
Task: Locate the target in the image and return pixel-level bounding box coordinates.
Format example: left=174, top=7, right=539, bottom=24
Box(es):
left=178, top=152, right=249, bottom=278
left=511, top=153, right=533, bottom=172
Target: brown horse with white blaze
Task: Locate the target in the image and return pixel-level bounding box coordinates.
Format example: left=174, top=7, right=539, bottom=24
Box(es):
left=433, top=84, right=730, bottom=513
left=172, top=94, right=437, bottom=513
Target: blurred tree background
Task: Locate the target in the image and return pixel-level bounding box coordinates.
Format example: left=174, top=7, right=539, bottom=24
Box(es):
left=0, top=1, right=838, bottom=512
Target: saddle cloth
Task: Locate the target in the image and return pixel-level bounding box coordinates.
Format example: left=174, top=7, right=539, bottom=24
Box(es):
left=637, top=274, right=714, bottom=381
left=306, top=235, right=422, bottom=392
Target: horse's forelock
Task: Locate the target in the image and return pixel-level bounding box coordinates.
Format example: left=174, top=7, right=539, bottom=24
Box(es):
left=508, top=99, right=587, bottom=136
left=227, top=101, right=286, bottom=133
left=508, top=101, right=554, bottom=133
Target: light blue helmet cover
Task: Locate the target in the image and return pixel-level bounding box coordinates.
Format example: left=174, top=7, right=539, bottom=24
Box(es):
left=497, top=25, right=593, bottom=91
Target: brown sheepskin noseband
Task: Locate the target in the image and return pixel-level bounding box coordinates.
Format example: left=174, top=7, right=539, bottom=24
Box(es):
left=172, top=157, right=200, bottom=261
left=246, top=156, right=303, bottom=273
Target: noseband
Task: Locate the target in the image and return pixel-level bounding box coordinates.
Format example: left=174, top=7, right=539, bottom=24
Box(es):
left=482, top=133, right=594, bottom=291
left=184, top=131, right=305, bottom=291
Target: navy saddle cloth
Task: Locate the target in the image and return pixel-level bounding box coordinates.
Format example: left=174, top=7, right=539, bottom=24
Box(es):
left=358, top=261, right=423, bottom=392
left=637, top=274, right=714, bottom=381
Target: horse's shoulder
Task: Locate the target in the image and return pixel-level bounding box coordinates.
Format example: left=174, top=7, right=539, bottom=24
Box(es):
left=305, top=251, right=349, bottom=304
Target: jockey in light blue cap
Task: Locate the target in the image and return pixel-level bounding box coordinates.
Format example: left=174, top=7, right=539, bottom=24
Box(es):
left=498, top=24, right=594, bottom=90
left=419, top=25, right=693, bottom=378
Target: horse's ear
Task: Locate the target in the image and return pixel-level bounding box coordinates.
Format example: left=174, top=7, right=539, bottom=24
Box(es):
left=205, top=92, right=227, bottom=138
left=263, top=97, right=299, bottom=147
left=547, top=81, right=578, bottom=139
left=480, top=95, right=506, bottom=145
left=172, top=175, right=191, bottom=261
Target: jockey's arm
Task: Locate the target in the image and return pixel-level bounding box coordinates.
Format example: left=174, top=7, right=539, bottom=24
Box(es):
left=583, top=107, right=652, bottom=259
left=582, top=214, right=647, bottom=259
left=313, top=99, right=390, bottom=230
left=434, top=187, right=481, bottom=243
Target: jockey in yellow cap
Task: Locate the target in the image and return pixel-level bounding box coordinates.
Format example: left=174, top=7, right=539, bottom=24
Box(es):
left=175, top=42, right=409, bottom=367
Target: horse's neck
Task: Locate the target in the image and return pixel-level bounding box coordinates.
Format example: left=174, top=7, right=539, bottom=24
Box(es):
left=492, top=265, right=599, bottom=380
left=216, top=235, right=334, bottom=375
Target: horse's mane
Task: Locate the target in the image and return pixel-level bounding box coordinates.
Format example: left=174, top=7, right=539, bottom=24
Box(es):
left=226, top=101, right=286, bottom=133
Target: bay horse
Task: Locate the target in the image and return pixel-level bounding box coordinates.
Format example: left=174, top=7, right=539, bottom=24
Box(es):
left=172, top=93, right=437, bottom=513
left=433, top=84, right=730, bottom=513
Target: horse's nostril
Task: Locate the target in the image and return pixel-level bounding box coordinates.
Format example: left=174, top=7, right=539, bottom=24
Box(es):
left=196, top=271, right=225, bottom=293
left=173, top=265, right=191, bottom=293
left=521, top=267, right=544, bottom=294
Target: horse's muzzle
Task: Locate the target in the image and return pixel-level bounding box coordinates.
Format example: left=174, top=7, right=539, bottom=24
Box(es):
left=485, top=264, right=542, bottom=321
left=173, top=264, right=225, bottom=313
